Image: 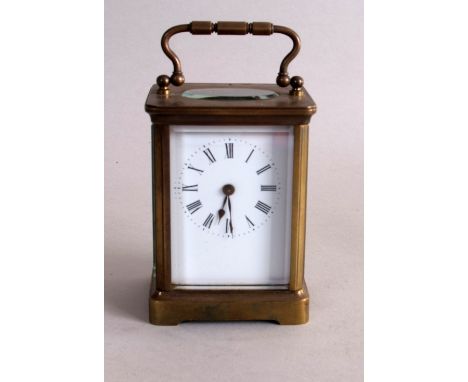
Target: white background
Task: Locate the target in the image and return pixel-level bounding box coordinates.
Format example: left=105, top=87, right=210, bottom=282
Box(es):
left=1, top=0, right=468, bottom=382
left=105, top=1, right=363, bottom=380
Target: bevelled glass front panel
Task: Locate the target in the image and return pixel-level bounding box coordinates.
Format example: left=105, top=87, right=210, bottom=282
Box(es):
left=169, top=126, right=294, bottom=289
left=182, top=88, right=279, bottom=100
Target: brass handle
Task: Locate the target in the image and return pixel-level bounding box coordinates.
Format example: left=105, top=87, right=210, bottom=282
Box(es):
left=156, top=21, right=304, bottom=95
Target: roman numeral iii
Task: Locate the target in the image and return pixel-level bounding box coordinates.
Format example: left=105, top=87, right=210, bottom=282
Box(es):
left=255, top=201, right=271, bottom=215
left=186, top=200, right=202, bottom=214
left=203, top=148, right=216, bottom=163
left=182, top=184, right=198, bottom=192
left=225, top=143, right=234, bottom=159
left=261, top=185, right=277, bottom=191
left=256, top=164, right=271, bottom=175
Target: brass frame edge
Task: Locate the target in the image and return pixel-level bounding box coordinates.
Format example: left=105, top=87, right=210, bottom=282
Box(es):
left=289, top=124, right=309, bottom=291
left=152, top=124, right=172, bottom=291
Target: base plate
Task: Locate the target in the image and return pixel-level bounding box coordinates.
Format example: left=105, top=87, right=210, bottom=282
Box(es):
left=149, top=282, right=309, bottom=325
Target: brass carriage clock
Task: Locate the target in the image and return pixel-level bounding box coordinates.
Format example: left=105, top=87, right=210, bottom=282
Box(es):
left=145, top=21, right=316, bottom=325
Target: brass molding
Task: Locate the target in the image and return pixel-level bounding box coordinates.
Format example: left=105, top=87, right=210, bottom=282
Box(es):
left=149, top=282, right=310, bottom=325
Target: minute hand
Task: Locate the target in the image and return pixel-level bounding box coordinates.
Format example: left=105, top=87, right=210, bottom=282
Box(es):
left=227, top=196, right=233, bottom=234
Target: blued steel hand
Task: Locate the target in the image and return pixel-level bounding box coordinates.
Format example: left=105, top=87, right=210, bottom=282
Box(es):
left=217, top=196, right=227, bottom=222
left=227, top=195, right=233, bottom=234
left=218, top=184, right=235, bottom=227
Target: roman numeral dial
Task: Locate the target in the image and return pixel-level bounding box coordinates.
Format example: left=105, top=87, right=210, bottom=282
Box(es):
left=177, top=138, right=281, bottom=237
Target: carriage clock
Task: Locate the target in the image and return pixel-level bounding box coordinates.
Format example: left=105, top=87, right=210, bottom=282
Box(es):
left=145, top=21, right=316, bottom=325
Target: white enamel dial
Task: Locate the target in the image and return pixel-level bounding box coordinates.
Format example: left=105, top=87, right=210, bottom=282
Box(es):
left=174, top=137, right=282, bottom=238
left=169, top=126, right=294, bottom=287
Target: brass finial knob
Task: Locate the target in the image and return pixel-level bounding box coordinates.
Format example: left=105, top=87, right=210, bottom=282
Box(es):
left=290, top=76, right=304, bottom=96
left=156, top=75, right=170, bottom=95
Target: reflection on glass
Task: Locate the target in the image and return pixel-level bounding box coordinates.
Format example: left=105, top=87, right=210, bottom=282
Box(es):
left=182, top=88, right=279, bottom=101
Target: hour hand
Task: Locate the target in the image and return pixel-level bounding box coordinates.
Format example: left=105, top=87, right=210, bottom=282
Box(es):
left=218, top=184, right=235, bottom=224
left=217, top=196, right=227, bottom=222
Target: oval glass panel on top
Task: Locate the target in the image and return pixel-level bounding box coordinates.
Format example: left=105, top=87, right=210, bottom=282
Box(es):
left=182, top=88, right=279, bottom=101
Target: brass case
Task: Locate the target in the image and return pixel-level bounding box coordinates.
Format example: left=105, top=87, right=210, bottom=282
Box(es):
left=145, top=83, right=316, bottom=325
